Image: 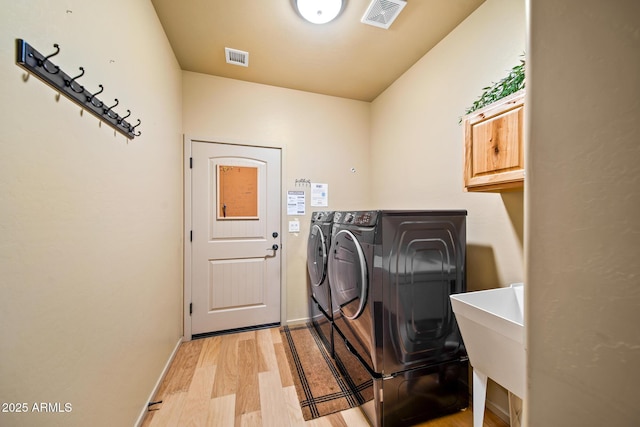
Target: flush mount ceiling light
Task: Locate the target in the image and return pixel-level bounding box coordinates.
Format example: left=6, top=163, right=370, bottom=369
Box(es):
left=296, top=0, right=344, bottom=24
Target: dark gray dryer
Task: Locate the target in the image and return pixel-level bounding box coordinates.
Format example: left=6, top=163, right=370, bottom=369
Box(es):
left=306, top=211, right=334, bottom=354
left=328, top=210, right=469, bottom=427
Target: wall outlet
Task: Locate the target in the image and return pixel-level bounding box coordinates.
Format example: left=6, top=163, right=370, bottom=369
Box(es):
left=288, top=220, right=300, bottom=233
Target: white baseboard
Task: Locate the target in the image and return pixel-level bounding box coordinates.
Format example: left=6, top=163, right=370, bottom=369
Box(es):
left=486, top=398, right=511, bottom=424
left=285, top=317, right=310, bottom=326
left=134, top=337, right=183, bottom=427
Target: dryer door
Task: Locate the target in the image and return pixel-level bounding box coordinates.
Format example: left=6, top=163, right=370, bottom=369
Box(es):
left=328, top=229, right=368, bottom=320
left=307, top=224, right=328, bottom=287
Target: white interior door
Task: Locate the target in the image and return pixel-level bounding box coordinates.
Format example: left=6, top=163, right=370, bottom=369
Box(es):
left=190, top=141, right=281, bottom=335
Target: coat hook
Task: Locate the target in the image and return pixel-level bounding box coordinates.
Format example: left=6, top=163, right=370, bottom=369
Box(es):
left=87, top=84, right=104, bottom=106
left=104, top=98, right=119, bottom=118
left=35, top=43, right=60, bottom=74
left=66, top=67, right=85, bottom=93
left=118, top=109, right=131, bottom=125
left=130, top=119, right=141, bottom=136
left=16, top=39, right=140, bottom=139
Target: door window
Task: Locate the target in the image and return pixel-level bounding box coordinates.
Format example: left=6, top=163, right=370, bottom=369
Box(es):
left=217, top=165, right=258, bottom=219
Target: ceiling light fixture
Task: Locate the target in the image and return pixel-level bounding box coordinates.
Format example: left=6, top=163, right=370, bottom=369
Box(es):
left=296, top=0, right=344, bottom=24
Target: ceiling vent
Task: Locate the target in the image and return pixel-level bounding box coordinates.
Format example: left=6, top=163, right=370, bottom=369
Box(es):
left=361, top=0, right=407, bottom=29
left=225, top=47, right=249, bottom=67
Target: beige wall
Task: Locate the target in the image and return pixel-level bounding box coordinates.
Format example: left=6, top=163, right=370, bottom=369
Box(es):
left=9, top=1, right=635, bottom=426
left=370, top=0, right=526, bottom=416
left=182, top=72, right=372, bottom=323
left=371, top=0, right=526, bottom=291
left=182, top=0, right=526, bottom=417
left=0, top=1, right=183, bottom=426
left=526, top=0, right=640, bottom=425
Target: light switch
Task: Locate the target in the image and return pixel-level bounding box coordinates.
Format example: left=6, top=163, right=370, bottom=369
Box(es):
left=288, top=220, right=300, bottom=233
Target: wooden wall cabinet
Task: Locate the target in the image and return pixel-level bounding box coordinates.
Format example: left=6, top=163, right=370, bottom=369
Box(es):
left=463, top=90, right=525, bottom=192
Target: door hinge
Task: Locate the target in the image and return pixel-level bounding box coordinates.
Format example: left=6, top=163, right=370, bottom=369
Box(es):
left=189, top=302, right=192, bottom=315
left=189, top=157, right=193, bottom=169
left=190, top=230, right=193, bottom=242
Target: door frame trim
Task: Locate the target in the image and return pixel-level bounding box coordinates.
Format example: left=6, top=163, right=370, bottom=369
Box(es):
left=183, top=135, right=286, bottom=341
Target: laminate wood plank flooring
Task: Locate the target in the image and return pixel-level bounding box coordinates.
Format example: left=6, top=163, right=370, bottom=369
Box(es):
left=141, top=327, right=509, bottom=427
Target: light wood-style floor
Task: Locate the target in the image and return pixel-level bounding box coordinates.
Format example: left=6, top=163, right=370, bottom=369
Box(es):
left=141, top=327, right=509, bottom=427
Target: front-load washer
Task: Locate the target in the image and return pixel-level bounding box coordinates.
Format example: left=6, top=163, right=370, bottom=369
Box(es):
left=306, top=211, right=334, bottom=355
left=328, top=210, right=469, bottom=427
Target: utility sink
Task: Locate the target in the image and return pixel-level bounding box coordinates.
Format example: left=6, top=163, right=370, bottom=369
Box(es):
left=450, top=284, right=525, bottom=427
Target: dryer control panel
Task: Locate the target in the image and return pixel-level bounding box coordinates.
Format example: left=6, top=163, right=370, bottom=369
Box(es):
left=338, top=211, right=378, bottom=226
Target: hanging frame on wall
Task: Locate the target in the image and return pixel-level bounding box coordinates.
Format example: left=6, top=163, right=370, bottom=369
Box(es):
left=15, top=39, right=141, bottom=140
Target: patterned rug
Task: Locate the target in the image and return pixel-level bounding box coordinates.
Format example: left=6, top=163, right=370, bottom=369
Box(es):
left=280, top=323, right=372, bottom=420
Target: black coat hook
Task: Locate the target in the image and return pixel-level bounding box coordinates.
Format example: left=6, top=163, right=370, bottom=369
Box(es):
left=16, top=40, right=141, bottom=140
left=130, top=119, right=141, bottom=137
left=87, top=84, right=104, bottom=107
left=104, top=98, right=119, bottom=118
left=118, top=109, right=131, bottom=125
left=36, top=43, right=60, bottom=74
left=66, top=67, right=85, bottom=93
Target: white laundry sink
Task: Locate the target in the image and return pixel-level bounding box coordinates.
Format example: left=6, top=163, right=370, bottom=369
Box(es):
left=450, top=283, right=525, bottom=427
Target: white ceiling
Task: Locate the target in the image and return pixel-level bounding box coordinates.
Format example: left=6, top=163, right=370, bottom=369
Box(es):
left=150, top=0, right=486, bottom=102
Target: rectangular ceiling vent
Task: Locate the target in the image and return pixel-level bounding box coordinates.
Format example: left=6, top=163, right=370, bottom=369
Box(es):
left=225, top=47, right=249, bottom=67
left=361, top=0, right=407, bottom=29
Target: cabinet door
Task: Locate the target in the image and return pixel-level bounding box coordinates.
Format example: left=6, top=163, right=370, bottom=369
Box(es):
left=464, top=90, right=525, bottom=192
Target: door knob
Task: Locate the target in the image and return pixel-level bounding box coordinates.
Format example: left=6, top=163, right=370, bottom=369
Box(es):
left=272, top=232, right=279, bottom=238
left=265, top=244, right=279, bottom=258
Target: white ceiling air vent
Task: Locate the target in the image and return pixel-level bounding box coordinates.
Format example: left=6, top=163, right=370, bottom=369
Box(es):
left=225, top=47, right=249, bottom=67
left=361, top=0, right=407, bottom=29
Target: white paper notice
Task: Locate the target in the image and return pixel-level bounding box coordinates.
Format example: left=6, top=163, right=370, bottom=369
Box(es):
left=287, top=191, right=306, bottom=215
left=310, top=183, right=328, bottom=207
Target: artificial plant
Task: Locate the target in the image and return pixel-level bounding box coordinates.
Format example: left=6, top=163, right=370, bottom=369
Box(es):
left=460, top=57, right=525, bottom=123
